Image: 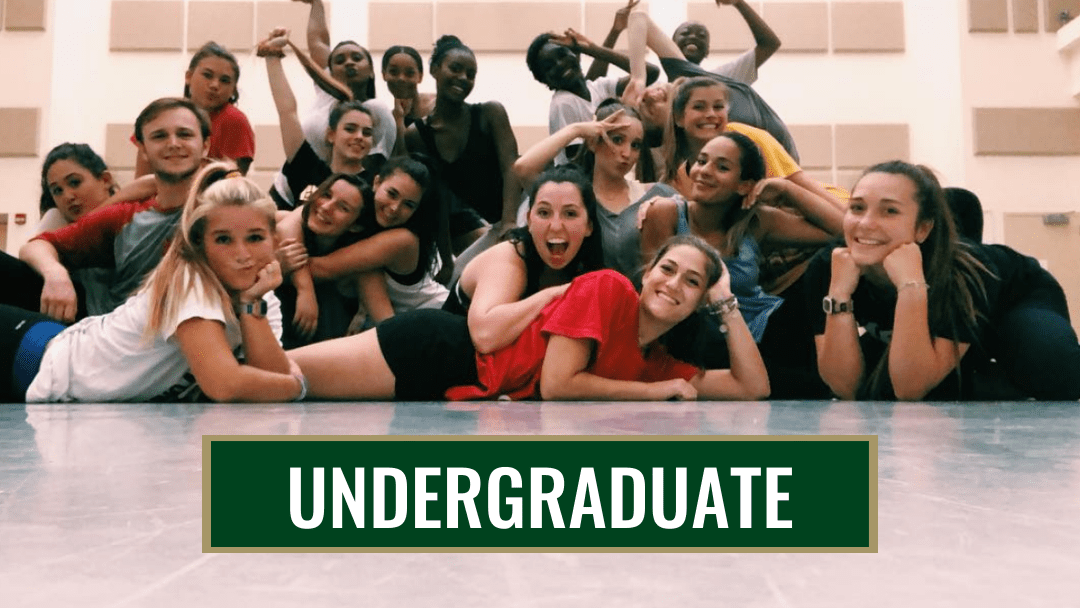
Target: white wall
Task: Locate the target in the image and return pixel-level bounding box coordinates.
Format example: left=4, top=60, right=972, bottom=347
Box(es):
left=1, top=0, right=1078, bottom=252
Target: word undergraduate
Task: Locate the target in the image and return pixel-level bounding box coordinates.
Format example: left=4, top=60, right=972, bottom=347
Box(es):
left=289, top=466, right=792, bottom=530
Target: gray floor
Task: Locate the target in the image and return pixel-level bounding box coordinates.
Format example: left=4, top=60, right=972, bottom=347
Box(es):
left=1, top=400, right=1078, bottom=607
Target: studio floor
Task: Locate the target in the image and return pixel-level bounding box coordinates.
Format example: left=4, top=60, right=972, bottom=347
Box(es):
left=1, top=400, right=1078, bottom=607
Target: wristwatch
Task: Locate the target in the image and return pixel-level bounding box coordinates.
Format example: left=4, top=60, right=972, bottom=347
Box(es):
left=237, top=300, right=268, bottom=318
left=822, top=296, right=854, bottom=315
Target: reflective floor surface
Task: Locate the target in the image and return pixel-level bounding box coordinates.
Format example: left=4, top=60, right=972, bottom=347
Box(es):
left=1, top=400, right=1078, bottom=607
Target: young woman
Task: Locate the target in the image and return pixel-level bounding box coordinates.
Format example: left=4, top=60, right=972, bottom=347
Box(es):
left=640, top=132, right=839, bottom=397
left=405, top=35, right=521, bottom=252
left=382, top=45, right=436, bottom=130
left=0, top=163, right=304, bottom=403
left=809, top=161, right=1080, bottom=401
left=443, top=166, right=605, bottom=354
left=135, top=42, right=254, bottom=177
left=289, top=235, right=770, bottom=401
left=512, top=99, right=673, bottom=279
left=36, top=143, right=117, bottom=233
left=275, top=155, right=451, bottom=348
left=261, top=30, right=378, bottom=211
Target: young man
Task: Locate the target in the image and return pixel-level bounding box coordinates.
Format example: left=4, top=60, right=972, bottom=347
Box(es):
left=526, top=29, right=660, bottom=164
left=14, top=97, right=211, bottom=322
left=672, top=0, right=781, bottom=84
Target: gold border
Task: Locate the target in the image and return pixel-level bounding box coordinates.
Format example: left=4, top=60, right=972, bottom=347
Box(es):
left=202, top=435, right=878, bottom=554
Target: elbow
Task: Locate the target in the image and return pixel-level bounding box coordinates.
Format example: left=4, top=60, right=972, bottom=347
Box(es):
left=538, top=375, right=572, bottom=401
left=471, top=332, right=501, bottom=355
left=746, top=377, right=771, bottom=401
left=892, top=382, right=932, bottom=402
left=201, top=379, right=241, bottom=403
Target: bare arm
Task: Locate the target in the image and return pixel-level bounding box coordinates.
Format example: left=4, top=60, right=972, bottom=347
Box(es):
left=814, top=248, right=864, bottom=399
left=103, top=174, right=157, bottom=207
left=884, top=243, right=969, bottom=400
left=690, top=273, right=770, bottom=399
left=724, top=0, right=782, bottom=67
left=462, top=242, right=570, bottom=354
left=560, top=29, right=660, bottom=86
left=175, top=318, right=303, bottom=402
left=638, top=197, right=680, bottom=266
left=19, top=239, right=77, bottom=322
left=539, top=334, right=698, bottom=400
left=357, top=270, right=395, bottom=323
left=302, top=0, right=331, bottom=69
left=756, top=199, right=838, bottom=249
left=265, top=51, right=305, bottom=162
left=307, top=229, right=419, bottom=281
left=513, top=123, right=588, bottom=188
left=484, top=102, right=523, bottom=227
left=584, top=0, right=638, bottom=81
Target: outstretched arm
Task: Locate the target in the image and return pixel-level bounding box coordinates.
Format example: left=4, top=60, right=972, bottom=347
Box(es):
left=513, top=110, right=632, bottom=188
left=539, top=335, right=699, bottom=400
left=553, top=29, right=660, bottom=87
left=307, top=228, right=419, bottom=281
left=295, top=0, right=332, bottom=69
left=721, top=0, right=782, bottom=68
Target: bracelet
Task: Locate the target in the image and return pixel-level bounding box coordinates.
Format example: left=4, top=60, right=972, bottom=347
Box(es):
left=706, top=295, right=739, bottom=318
left=897, top=281, right=930, bottom=293
left=292, top=371, right=308, bottom=402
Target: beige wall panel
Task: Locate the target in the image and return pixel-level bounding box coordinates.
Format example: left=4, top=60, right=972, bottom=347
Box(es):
left=436, top=2, right=582, bottom=53
left=257, top=1, right=318, bottom=53
left=247, top=170, right=276, bottom=194
left=832, top=2, right=905, bottom=53
left=113, top=170, right=136, bottom=193
left=252, top=124, right=285, bottom=171
left=0, top=0, right=4, bottom=29
left=188, top=2, right=255, bottom=52
left=1002, top=213, right=1080, bottom=330
left=1046, top=0, right=1080, bottom=32
left=368, top=2, right=432, bottom=52
left=760, top=3, right=828, bottom=53
left=4, top=0, right=46, bottom=31
left=110, top=1, right=184, bottom=52
left=1012, top=0, right=1040, bottom=31
left=105, top=123, right=137, bottom=170
left=835, top=169, right=865, bottom=192
left=835, top=124, right=910, bottom=169
left=787, top=124, right=832, bottom=170
left=582, top=2, right=649, bottom=53
left=968, top=0, right=1008, bottom=32
left=974, top=108, right=1080, bottom=155
left=686, top=1, right=757, bottom=53
left=0, top=108, right=39, bottom=157
left=512, top=125, right=550, bottom=153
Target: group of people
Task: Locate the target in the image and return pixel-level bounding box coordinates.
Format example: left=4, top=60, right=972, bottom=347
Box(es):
left=2, top=0, right=1078, bottom=404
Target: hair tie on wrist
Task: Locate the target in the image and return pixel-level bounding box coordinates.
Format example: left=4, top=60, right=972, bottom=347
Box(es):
left=898, top=281, right=929, bottom=293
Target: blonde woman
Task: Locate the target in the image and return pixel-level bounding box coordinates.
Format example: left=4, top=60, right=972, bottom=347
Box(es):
left=0, top=163, right=305, bottom=403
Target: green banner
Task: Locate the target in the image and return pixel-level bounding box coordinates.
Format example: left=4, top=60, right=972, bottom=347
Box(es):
left=204, top=436, right=876, bottom=552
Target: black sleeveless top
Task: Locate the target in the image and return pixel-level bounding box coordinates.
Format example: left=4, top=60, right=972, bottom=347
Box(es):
left=415, top=103, right=504, bottom=224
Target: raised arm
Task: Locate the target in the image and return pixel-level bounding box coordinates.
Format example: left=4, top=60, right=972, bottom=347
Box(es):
left=584, top=0, right=638, bottom=81
left=721, top=0, right=782, bottom=68
left=883, top=243, right=969, bottom=400
left=555, top=29, right=660, bottom=87
left=513, top=110, right=631, bottom=188
left=298, top=0, right=331, bottom=69
left=815, top=248, right=864, bottom=399
left=174, top=260, right=303, bottom=402
left=263, top=35, right=305, bottom=162
left=690, top=264, right=770, bottom=399
left=462, top=242, right=570, bottom=354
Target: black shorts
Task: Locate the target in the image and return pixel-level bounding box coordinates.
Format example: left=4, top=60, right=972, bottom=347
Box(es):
left=376, top=309, right=479, bottom=400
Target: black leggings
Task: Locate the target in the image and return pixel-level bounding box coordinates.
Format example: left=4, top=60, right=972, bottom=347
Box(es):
left=376, top=309, right=479, bottom=400
left=0, top=251, right=88, bottom=318
left=0, top=305, right=66, bottom=402
left=990, top=283, right=1080, bottom=400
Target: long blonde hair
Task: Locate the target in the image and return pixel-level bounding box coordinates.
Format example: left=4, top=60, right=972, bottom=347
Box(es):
left=140, top=162, right=277, bottom=340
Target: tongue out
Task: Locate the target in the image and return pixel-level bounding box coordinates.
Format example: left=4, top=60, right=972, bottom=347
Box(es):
left=548, top=242, right=569, bottom=256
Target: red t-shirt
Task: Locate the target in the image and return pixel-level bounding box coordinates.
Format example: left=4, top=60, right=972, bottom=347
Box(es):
left=445, top=270, right=700, bottom=400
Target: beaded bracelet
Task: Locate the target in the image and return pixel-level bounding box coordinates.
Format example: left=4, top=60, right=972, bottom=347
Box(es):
left=706, top=295, right=739, bottom=318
